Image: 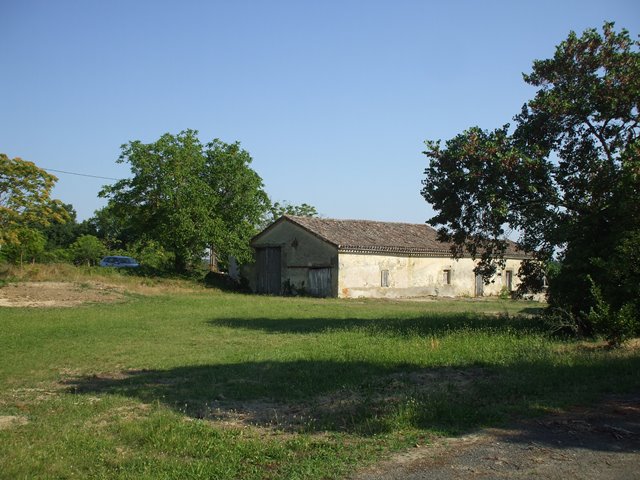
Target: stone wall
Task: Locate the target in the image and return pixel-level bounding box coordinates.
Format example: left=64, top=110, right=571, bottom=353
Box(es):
left=251, top=220, right=339, bottom=296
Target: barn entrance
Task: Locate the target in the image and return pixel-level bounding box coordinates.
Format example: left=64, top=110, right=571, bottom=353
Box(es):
left=256, top=247, right=281, bottom=295
left=308, top=267, right=332, bottom=297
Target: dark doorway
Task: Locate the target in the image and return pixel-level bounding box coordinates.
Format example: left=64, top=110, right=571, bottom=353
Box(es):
left=256, top=247, right=281, bottom=295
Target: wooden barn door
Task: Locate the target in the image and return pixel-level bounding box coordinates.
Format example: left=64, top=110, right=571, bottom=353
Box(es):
left=505, top=270, right=513, bottom=292
left=256, top=247, right=281, bottom=295
left=308, top=268, right=332, bottom=297
left=475, top=273, right=484, bottom=297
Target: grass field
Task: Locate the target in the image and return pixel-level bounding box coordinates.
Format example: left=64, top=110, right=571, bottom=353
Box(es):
left=1, top=270, right=639, bottom=479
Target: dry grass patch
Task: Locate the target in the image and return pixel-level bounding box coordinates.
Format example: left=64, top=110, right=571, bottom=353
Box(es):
left=85, top=403, right=153, bottom=430
left=0, top=263, right=210, bottom=307
left=0, top=415, right=29, bottom=430
left=1, top=263, right=206, bottom=297
left=553, top=338, right=640, bottom=354
left=0, top=281, right=127, bottom=307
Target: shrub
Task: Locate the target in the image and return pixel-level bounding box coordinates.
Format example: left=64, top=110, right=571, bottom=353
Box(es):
left=587, top=278, right=639, bottom=347
left=127, top=239, right=174, bottom=271
left=1, top=228, right=46, bottom=265
left=38, top=248, right=72, bottom=264
left=542, top=306, right=582, bottom=339
left=203, top=271, right=243, bottom=291
left=70, top=235, right=107, bottom=266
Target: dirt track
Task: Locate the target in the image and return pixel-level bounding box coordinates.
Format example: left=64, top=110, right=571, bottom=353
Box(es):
left=0, top=281, right=126, bottom=307
left=354, top=395, right=640, bottom=480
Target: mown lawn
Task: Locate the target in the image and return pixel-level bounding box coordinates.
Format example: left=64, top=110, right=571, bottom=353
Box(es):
left=1, top=288, right=639, bottom=479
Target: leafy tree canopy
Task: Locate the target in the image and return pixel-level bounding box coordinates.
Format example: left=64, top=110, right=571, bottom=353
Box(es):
left=85, top=203, right=136, bottom=251
left=422, top=23, right=639, bottom=334
left=0, top=154, right=69, bottom=247
left=264, top=201, right=318, bottom=226
left=100, top=130, right=269, bottom=271
left=203, top=139, right=271, bottom=264
left=38, top=203, right=91, bottom=249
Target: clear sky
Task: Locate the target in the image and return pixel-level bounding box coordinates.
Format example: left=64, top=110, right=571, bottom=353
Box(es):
left=2, top=0, right=639, bottom=223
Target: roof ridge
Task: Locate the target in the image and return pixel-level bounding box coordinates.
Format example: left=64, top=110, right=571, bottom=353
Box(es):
left=284, top=215, right=434, bottom=228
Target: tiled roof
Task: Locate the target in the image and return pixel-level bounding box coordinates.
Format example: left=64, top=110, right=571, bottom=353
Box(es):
left=257, top=215, right=525, bottom=257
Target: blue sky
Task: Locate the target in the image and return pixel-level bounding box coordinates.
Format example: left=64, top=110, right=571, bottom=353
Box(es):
left=2, top=0, right=639, bottom=222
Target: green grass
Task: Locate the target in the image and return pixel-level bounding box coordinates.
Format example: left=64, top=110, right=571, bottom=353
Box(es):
left=1, top=282, right=639, bottom=479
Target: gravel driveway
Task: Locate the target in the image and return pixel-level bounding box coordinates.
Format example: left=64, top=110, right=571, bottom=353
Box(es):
left=353, top=394, right=640, bottom=480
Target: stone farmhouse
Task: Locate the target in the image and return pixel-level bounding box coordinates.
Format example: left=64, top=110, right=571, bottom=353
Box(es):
left=248, top=215, right=527, bottom=298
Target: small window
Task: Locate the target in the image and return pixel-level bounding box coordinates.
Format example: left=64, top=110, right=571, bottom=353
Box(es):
left=381, top=269, right=390, bottom=288
left=442, top=269, right=451, bottom=285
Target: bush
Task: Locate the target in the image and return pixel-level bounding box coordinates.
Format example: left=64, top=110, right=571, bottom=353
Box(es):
left=38, top=248, right=72, bottom=264
left=203, top=271, right=244, bottom=292
left=127, top=239, right=174, bottom=271
left=587, top=278, right=639, bottom=347
left=542, top=307, right=582, bottom=339
left=0, top=261, right=11, bottom=285
left=70, top=235, right=107, bottom=266
left=1, top=228, right=46, bottom=265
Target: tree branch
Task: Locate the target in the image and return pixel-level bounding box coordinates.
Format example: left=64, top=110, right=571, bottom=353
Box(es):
left=584, top=118, right=614, bottom=163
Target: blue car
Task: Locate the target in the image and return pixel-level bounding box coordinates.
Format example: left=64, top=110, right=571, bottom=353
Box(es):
left=99, top=256, right=140, bottom=268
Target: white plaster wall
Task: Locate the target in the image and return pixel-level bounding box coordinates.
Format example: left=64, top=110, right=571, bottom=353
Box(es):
left=338, top=253, right=522, bottom=299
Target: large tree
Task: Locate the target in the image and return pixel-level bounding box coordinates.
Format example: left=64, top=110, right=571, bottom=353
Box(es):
left=203, top=140, right=270, bottom=266
left=100, top=130, right=269, bottom=272
left=0, top=154, right=69, bottom=249
left=39, top=203, right=89, bottom=249
left=422, top=23, right=639, bottom=336
left=85, top=202, right=137, bottom=251
left=263, top=200, right=318, bottom=227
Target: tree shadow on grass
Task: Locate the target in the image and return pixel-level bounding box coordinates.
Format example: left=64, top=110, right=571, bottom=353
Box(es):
left=489, top=392, right=640, bottom=454
left=63, top=355, right=640, bottom=452
left=208, top=313, right=548, bottom=336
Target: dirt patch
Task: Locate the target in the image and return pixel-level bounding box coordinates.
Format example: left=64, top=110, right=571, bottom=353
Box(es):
left=353, top=394, right=640, bottom=480
left=0, top=415, right=29, bottom=430
left=0, top=282, right=127, bottom=307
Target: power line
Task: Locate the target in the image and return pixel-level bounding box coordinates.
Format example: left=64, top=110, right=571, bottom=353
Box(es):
left=42, top=168, right=122, bottom=181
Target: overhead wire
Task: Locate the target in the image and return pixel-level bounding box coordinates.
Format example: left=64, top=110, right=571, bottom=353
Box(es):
left=40, top=168, right=122, bottom=181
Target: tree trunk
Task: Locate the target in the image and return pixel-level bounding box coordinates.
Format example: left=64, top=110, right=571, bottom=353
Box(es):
left=209, top=245, right=219, bottom=272
left=174, top=254, right=188, bottom=273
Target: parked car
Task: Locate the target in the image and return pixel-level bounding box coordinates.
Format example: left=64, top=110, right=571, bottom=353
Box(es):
left=99, top=256, right=140, bottom=268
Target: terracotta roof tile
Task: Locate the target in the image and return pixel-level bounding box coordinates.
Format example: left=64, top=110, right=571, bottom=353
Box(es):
left=285, top=216, right=447, bottom=252
left=275, top=215, right=525, bottom=257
